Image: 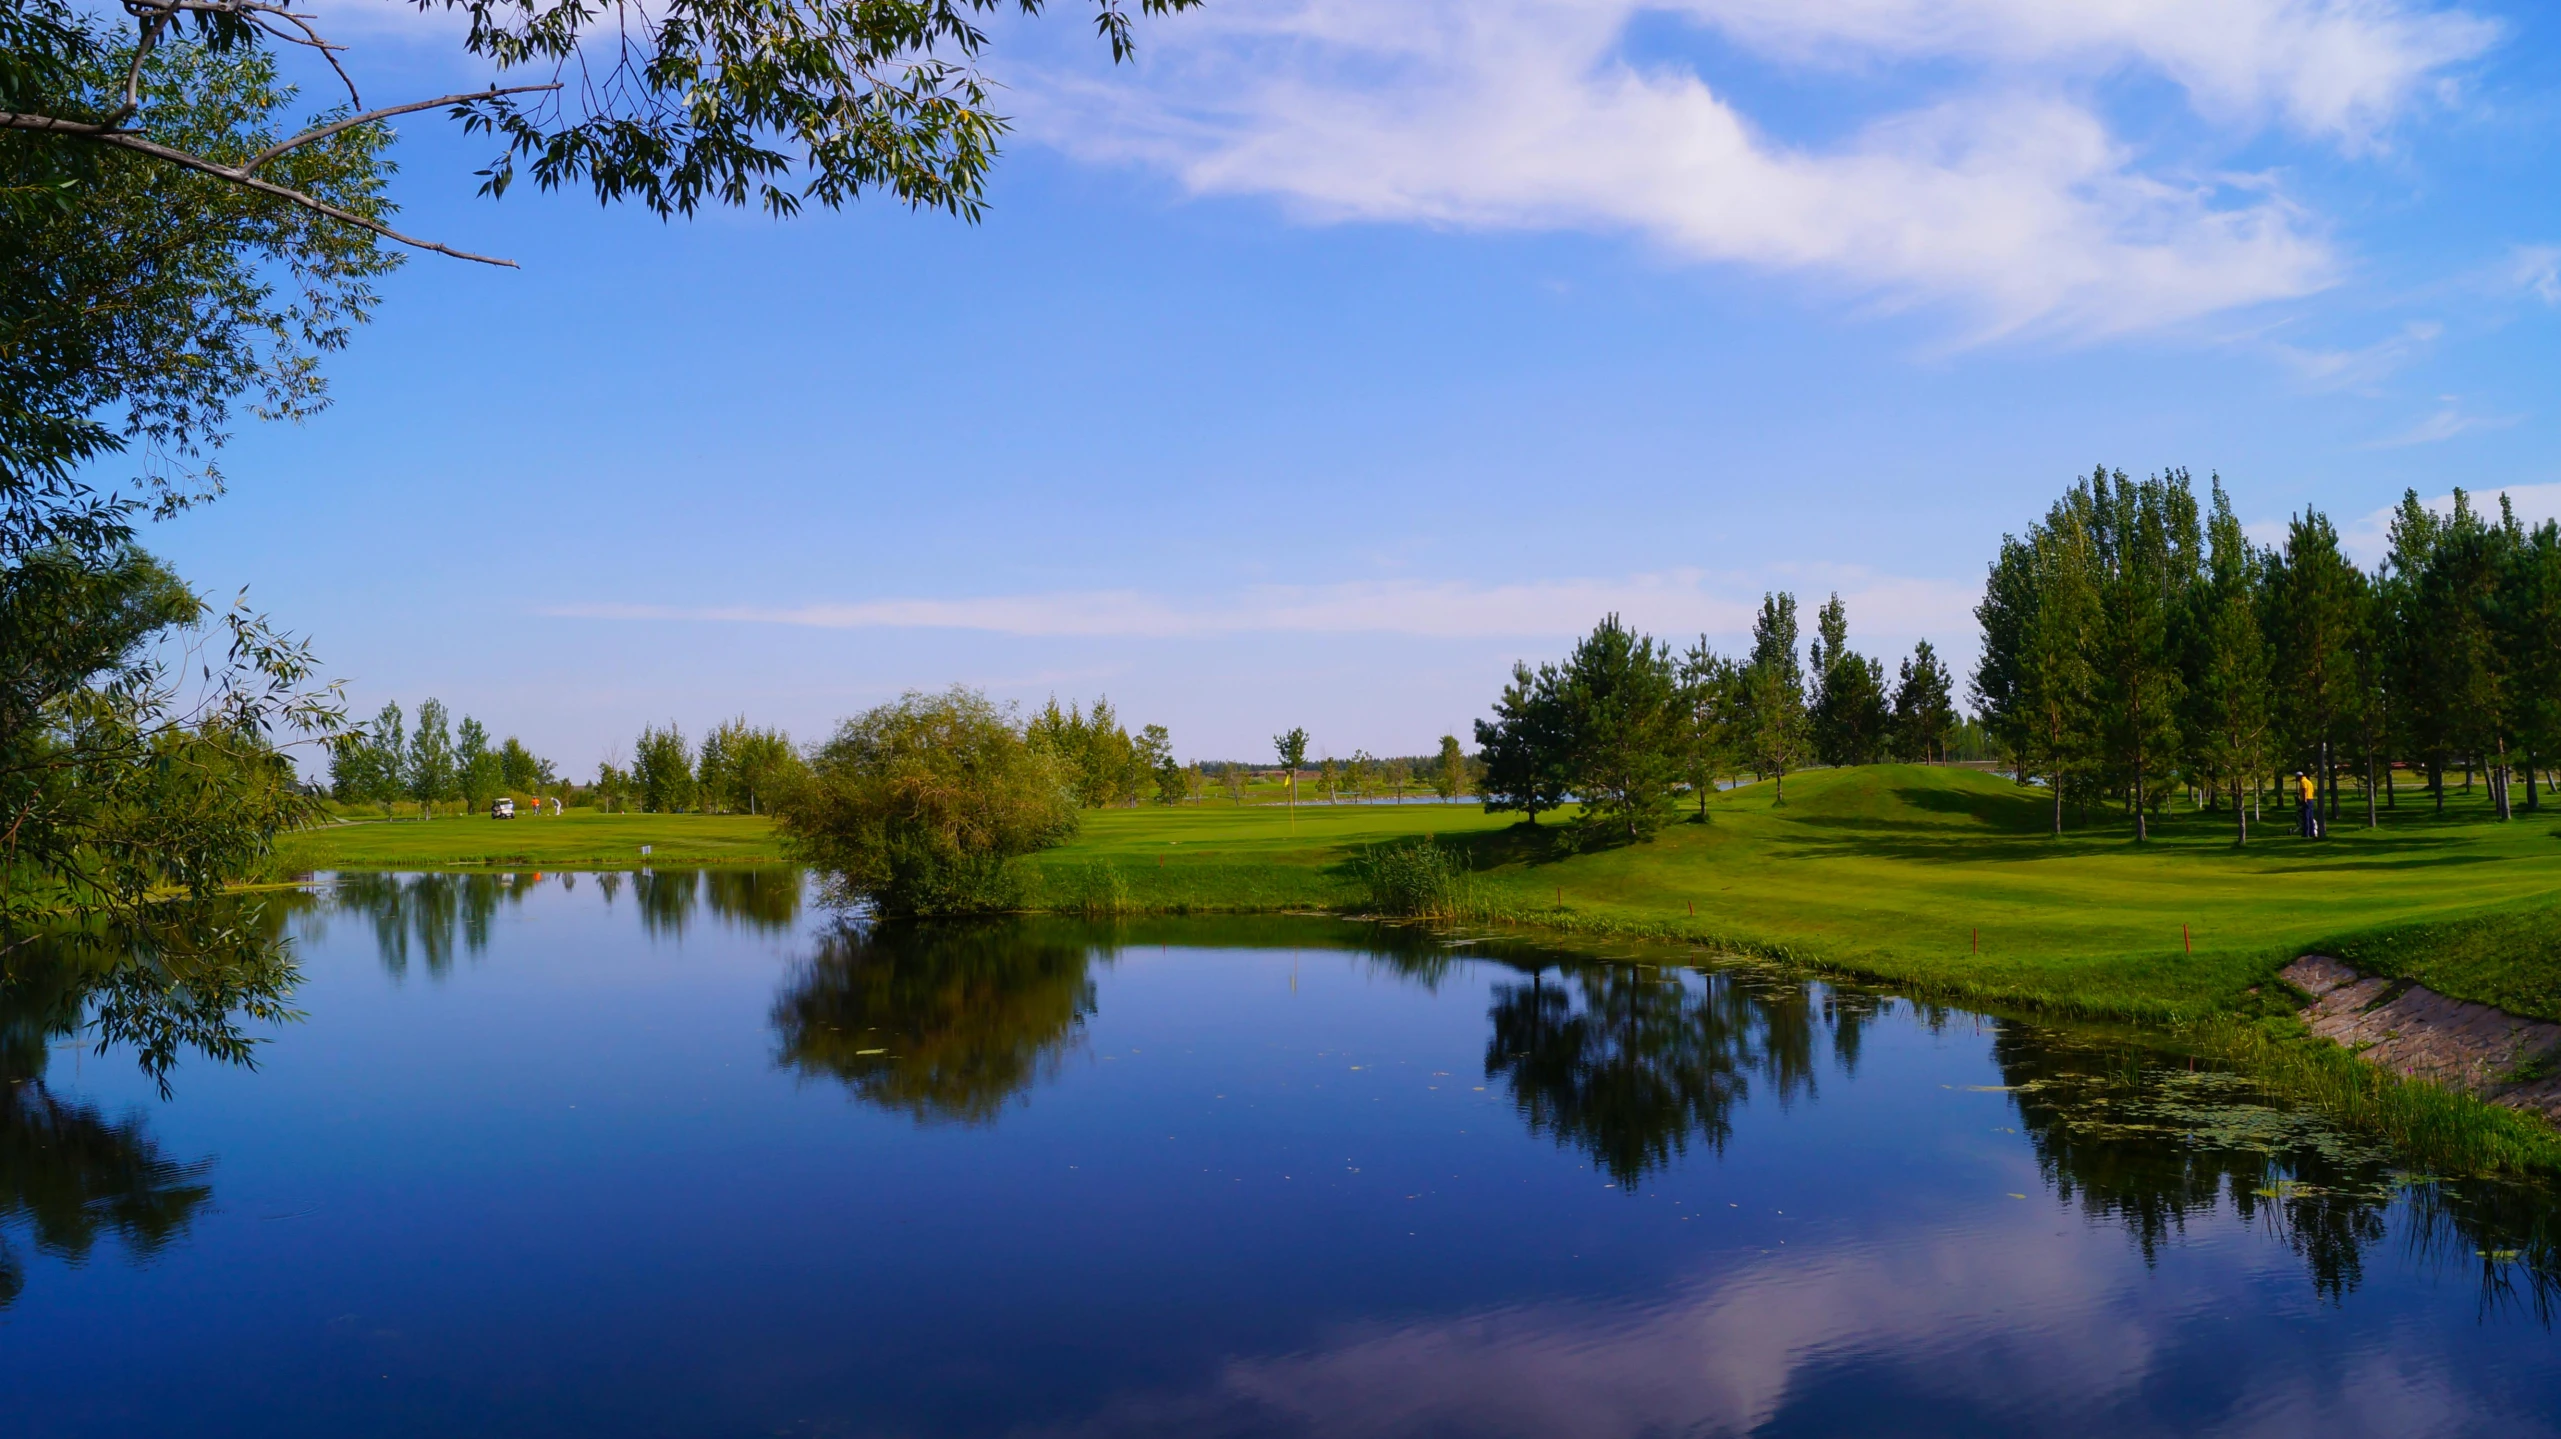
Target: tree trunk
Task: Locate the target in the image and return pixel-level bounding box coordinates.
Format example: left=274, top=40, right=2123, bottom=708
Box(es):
left=2234, top=775, right=2248, bottom=846
left=2528, top=753, right=2541, bottom=812
left=2431, top=758, right=2444, bottom=816
left=2133, top=772, right=2147, bottom=843
left=2364, top=753, right=2377, bottom=829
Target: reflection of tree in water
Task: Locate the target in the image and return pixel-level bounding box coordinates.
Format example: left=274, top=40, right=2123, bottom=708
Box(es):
left=328, top=871, right=510, bottom=977
left=1486, top=963, right=1848, bottom=1187
left=702, top=868, right=803, bottom=931
left=327, top=868, right=803, bottom=974
left=771, top=920, right=1095, bottom=1125
left=0, top=911, right=276, bottom=1308
left=1995, top=1025, right=2561, bottom=1317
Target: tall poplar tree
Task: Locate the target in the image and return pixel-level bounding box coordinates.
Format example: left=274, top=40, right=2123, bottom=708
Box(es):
left=2087, top=468, right=2196, bottom=842
left=1742, top=593, right=1810, bottom=803
left=2265, top=509, right=2368, bottom=830
left=1679, top=637, right=1741, bottom=817
left=2181, top=482, right=2270, bottom=843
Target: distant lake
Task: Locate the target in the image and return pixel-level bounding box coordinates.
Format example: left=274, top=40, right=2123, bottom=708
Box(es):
left=5, top=871, right=2557, bottom=1437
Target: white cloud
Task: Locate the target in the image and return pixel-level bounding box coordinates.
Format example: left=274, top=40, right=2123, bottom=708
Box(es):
left=1678, top=0, right=2497, bottom=145
left=1022, top=1208, right=2526, bottom=1439
left=548, top=567, right=1982, bottom=646
left=1022, top=0, right=2493, bottom=338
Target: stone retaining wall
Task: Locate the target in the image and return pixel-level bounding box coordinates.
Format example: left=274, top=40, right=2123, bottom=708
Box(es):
left=2280, top=955, right=2561, bottom=1121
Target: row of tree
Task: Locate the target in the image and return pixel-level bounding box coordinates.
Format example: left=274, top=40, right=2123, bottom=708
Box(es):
left=1973, top=470, right=2561, bottom=841
left=1026, top=698, right=1184, bottom=808
left=1473, top=604, right=1960, bottom=840
left=595, top=719, right=806, bottom=816
left=327, top=701, right=557, bottom=811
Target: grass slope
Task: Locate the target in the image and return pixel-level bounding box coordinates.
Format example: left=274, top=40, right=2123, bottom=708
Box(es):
left=1028, top=766, right=2561, bottom=1024
left=273, top=811, right=785, bottom=870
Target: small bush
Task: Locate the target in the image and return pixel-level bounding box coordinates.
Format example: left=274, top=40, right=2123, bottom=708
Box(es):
left=1062, top=861, right=1131, bottom=917
left=1356, top=837, right=1480, bottom=918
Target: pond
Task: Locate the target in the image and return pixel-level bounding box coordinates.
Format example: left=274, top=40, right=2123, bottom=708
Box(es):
left=5, top=870, right=2559, bottom=1437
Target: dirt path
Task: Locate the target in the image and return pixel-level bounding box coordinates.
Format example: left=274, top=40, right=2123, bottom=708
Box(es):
left=2280, top=956, right=2561, bottom=1122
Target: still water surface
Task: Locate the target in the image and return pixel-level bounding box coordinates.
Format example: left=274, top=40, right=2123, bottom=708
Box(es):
left=5, top=870, right=2559, bottom=1436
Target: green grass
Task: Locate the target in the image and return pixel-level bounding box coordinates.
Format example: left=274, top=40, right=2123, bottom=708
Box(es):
left=1025, top=766, right=2561, bottom=1025
left=2324, top=907, right=2561, bottom=1023
left=1026, top=768, right=2561, bottom=1173
left=272, top=810, right=785, bottom=870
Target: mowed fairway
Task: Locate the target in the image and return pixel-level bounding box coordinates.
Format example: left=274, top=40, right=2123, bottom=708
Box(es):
left=275, top=811, right=785, bottom=869
left=1032, top=765, right=2561, bottom=1020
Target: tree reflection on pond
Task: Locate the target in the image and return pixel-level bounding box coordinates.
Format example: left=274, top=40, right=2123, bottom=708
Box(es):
left=770, top=919, right=1096, bottom=1125
left=1995, top=1024, right=2561, bottom=1318
left=320, top=868, right=802, bottom=975
left=1483, top=961, right=1857, bottom=1187
left=0, top=906, right=284, bottom=1308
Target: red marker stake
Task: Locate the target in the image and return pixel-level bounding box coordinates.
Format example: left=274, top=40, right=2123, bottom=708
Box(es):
left=2184, top=923, right=2191, bottom=954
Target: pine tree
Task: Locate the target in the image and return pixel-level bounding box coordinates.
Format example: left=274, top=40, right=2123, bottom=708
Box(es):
left=1809, top=593, right=1889, bottom=766
left=1554, top=614, right=1684, bottom=843
left=1890, top=641, right=1955, bottom=763
left=1475, top=662, right=1570, bottom=824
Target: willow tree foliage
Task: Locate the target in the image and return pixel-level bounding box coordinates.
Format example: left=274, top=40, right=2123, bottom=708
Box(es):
left=6, top=0, right=1203, bottom=264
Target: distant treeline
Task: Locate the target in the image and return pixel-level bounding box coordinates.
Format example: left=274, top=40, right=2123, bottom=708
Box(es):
left=1472, top=600, right=1963, bottom=840
left=1973, top=469, right=2561, bottom=840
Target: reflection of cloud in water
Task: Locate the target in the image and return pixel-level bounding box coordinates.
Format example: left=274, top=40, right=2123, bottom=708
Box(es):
left=1036, top=1222, right=2527, bottom=1439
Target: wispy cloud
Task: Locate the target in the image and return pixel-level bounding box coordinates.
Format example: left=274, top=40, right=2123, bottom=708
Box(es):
left=1022, top=0, right=2494, bottom=339
left=2335, top=481, right=2561, bottom=563
left=548, top=568, right=1982, bottom=645
left=2358, top=396, right=2521, bottom=449
left=2504, top=243, right=2561, bottom=305
left=2261, top=319, right=2441, bottom=391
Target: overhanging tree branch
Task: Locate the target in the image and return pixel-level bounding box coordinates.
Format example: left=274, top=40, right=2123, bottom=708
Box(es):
left=1, top=96, right=553, bottom=266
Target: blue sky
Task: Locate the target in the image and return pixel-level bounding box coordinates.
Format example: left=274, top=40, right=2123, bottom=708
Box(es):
left=144, top=0, right=2561, bottom=773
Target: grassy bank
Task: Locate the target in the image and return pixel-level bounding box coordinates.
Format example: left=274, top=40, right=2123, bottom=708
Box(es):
left=1025, top=764, right=2561, bottom=1022
left=272, top=811, right=786, bottom=870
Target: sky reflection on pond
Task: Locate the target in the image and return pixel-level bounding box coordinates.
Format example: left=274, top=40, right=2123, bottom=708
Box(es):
left=2, top=871, right=2557, bottom=1437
